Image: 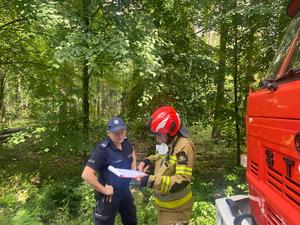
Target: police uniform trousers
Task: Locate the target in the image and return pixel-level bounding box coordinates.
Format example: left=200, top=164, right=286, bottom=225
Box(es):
left=93, top=189, right=137, bottom=225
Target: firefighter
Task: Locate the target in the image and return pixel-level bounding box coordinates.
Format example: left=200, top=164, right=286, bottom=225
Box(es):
left=81, top=117, right=137, bottom=225
left=138, top=106, right=196, bottom=225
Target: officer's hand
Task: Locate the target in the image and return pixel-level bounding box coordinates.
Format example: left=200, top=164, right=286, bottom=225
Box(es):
left=138, top=161, right=145, bottom=172
left=104, top=185, right=113, bottom=202
left=135, top=169, right=148, bottom=181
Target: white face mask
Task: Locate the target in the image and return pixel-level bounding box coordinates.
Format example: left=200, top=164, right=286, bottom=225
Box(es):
left=156, top=143, right=168, bottom=155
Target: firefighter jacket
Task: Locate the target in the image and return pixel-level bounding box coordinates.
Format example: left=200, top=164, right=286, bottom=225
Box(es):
left=143, top=134, right=196, bottom=209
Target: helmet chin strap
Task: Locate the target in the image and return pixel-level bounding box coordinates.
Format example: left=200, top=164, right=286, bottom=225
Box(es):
left=165, top=134, right=172, bottom=145
left=167, top=134, right=176, bottom=145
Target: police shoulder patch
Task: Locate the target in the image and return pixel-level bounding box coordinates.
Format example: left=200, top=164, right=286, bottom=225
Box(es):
left=88, top=159, right=95, bottom=164
left=99, top=140, right=109, bottom=149
left=176, top=151, right=188, bottom=164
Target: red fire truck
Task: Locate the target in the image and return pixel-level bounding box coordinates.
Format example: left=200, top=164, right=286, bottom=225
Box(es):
left=216, top=1, right=300, bottom=224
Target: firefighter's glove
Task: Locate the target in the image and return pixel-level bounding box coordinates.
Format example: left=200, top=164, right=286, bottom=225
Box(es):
left=140, top=175, right=155, bottom=188
left=140, top=175, right=149, bottom=187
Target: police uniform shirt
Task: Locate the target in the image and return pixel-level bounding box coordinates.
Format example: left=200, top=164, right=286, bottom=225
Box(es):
left=86, top=137, right=133, bottom=199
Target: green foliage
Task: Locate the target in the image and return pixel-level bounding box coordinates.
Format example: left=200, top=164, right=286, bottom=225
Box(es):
left=5, top=131, right=29, bottom=146
left=0, top=173, right=219, bottom=225
left=0, top=0, right=291, bottom=147
left=11, top=209, right=43, bottom=225
left=75, top=183, right=95, bottom=220
left=224, top=166, right=248, bottom=196
left=0, top=125, right=251, bottom=225
left=0, top=172, right=42, bottom=225
left=0, top=0, right=290, bottom=224
left=192, top=180, right=215, bottom=202
left=0, top=171, right=90, bottom=225
left=134, top=192, right=157, bottom=225
left=190, top=201, right=216, bottom=225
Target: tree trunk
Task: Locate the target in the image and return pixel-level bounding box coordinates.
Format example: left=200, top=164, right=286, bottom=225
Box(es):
left=101, top=84, right=106, bottom=117
left=244, top=28, right=255, bottom=106
left=233, top=16, right=241, bottom=166
left=82, top=0, right=91, bottom=145
left=121, top=91, right=125, bottom=116
left=212, top=22, right=227, bottom=139
left=121, top=73, right=128, bottom=117
left=96, top=80, right=101, bottom=118
left=0, top=69, right=5, bottom=119
left=82, top=61, right=90, bottom=138
left=0, top=127, right=24, bottom=135
left=59, top=87, right=67, bottom=119
left=15, top=75, right=22, bottom=119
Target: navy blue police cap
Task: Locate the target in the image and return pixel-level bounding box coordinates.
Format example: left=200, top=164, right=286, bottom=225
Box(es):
left=107, top=117, right=127, bottom=133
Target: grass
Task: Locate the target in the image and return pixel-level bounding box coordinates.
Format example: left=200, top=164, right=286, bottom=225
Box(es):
left=0, top=123, right=247, bottom=225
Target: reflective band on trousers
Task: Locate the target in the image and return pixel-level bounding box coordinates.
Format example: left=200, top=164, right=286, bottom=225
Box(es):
left=154, top=191, right=192, bottom=209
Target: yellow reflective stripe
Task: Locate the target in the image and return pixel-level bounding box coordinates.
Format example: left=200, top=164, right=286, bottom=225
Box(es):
left=160, top=176, right=170, bottom=193
left=176, top=171, right=192, bottom=175
left=165, top=176, right=170, bottom=192
left=161, top=176, right=166, bottom=193
left=175, top=166, right=193, bottom=176
left=169, top=156, right=177, bottom=163
left=169, top=160, right=176, bottom=165
left=169, top=155, right=177, bottom=165
left=176, top=165, right=192, bottom=171
left=154, top=191, right=192, bottom=209
left=176, top=171, right=192, bottom=176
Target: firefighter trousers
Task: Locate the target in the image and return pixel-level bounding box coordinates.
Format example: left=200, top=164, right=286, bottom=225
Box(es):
left=156, top=198, right=193, bottom=225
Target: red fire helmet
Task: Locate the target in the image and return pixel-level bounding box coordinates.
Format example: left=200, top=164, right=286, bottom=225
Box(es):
left=149, top=106, right=181, bottom=136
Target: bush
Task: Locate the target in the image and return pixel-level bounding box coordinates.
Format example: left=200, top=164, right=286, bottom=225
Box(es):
left=190, top=201, right=215, bottom=225
left=223, top=166, right=248, bottom=196
left=134, top=190, right=157, bottom=225
left=0, top=171, right=225, bottom=225
left=11, top=209, right=43, bottom=225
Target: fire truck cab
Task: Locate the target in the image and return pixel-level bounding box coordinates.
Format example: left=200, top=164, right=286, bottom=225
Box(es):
left=216, top=1, right=300, bottom=224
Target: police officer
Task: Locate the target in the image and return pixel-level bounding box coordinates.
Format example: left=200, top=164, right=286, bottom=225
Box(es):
left=138, top=106, right=196, bottom=225
left=81, top=117, right=137, bottom=225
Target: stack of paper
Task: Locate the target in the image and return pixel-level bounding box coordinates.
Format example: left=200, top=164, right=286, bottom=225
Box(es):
left=108, top=166, right=147, bottom=178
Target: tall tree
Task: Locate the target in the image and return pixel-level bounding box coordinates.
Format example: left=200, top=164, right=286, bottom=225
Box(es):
left=212, top=21, right=228, bottom=138
left=0, top=69, right=5, bottom=118
left=82, top=0, right=91, bottom=141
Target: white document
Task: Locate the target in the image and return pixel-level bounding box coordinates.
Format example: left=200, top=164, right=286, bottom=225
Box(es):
left=108, top=165, right=147, bottom=178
